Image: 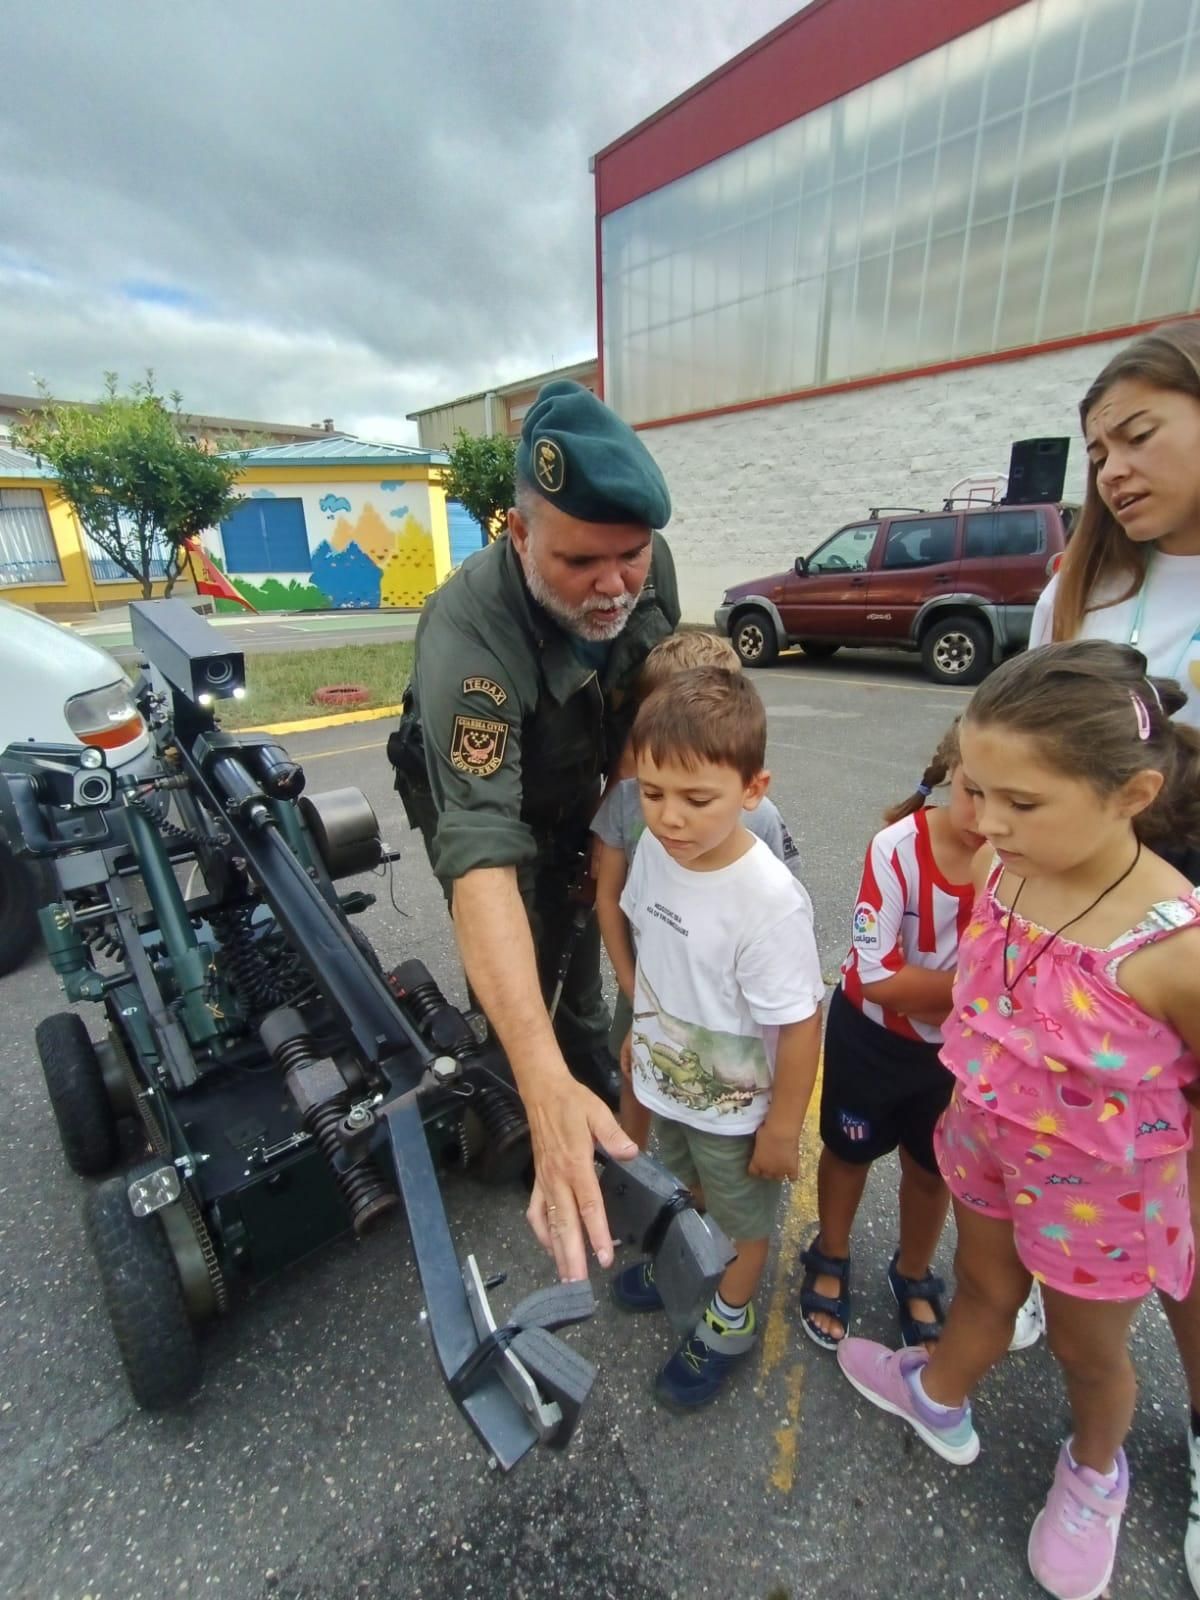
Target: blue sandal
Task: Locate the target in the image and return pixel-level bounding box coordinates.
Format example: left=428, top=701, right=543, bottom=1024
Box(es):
left=887, top=1250, right=947, bottom=1347
left=798, top=1238, right=851, bottom=1350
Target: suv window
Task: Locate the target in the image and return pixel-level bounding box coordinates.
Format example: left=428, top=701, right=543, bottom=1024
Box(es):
left=808, top=524, right=877, bottom=573
left=964, top=509, right=1043, bottom=559
left=881, top=516, right=957, bottom=570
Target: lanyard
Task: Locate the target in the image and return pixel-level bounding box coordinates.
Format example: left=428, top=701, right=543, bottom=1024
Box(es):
left=1127, top=552, right=1200, bottom=681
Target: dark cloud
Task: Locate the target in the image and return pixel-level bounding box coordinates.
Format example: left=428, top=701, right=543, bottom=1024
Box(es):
left=0, top=0, right=799, bottom=439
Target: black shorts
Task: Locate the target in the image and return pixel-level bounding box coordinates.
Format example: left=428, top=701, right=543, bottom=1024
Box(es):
left=819, top=985, right=953, bottom=1174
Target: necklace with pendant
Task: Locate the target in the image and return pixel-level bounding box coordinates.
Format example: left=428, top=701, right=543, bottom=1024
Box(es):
left=997, top=841, right=1143, bottom=1018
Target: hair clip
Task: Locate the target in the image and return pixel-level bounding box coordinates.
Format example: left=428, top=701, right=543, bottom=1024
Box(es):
left=1145, top=679, right=1164, bottom=712
left=1130, top=690, right=1152, bottom=741
left=916, top=782, right=933, bottom=796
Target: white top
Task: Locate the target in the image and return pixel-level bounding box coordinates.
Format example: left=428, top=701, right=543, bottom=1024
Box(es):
left=592, top=775, right=804, bottom=880
left=839, top=808, right=975, bottom=1046
left=1030, top=553, right=1200, bottom=729
left=620, top=831, right=824, bottom=1135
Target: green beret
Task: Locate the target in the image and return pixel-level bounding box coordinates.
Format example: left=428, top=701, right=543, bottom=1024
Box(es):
left=516, top=380, right=671, bottom=529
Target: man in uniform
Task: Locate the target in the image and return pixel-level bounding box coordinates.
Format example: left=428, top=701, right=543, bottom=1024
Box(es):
left=390, top=380, right=679, bottom=1280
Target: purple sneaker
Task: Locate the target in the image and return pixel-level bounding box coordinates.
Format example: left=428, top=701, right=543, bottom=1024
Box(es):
left=1027, top=1440, right=1128, bottom=1600
left=837, top=1339, right=979, bottom=1466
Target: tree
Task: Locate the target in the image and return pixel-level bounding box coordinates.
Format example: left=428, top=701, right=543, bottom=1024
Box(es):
left=15, top=374, right=243, bottom=598
left=441, top=428, right=516, bottom=543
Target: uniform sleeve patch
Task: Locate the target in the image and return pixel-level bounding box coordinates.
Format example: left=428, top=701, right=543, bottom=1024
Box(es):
left=462, top=675, right=508, bottom=706
left=450, top=715, right=508, bottom=777
left=852, top=901, right=881, bottom=951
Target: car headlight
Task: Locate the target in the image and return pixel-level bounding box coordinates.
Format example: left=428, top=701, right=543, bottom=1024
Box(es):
left=64, top=681, right=146, bottom=752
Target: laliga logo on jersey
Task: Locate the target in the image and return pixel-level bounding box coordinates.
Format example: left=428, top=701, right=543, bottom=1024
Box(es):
left=853, top=902, right=880, bottom=950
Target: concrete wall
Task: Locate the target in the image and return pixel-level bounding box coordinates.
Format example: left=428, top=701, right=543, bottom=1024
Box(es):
left=639, top=336, right=1124, bottom=624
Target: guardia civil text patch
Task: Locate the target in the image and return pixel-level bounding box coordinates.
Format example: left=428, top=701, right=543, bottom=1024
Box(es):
left=450, top=715, right=508, bottom=777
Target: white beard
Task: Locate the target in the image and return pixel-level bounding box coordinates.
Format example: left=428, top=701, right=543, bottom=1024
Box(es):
left=520, top=544, right=638, bottom=642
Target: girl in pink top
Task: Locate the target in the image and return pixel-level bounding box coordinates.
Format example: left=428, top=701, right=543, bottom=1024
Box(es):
left=838, top=640, right=1200, bottom=1600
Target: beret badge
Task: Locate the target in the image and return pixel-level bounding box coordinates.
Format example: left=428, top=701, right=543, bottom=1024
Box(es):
left=534, top=437, right=566, bottom=495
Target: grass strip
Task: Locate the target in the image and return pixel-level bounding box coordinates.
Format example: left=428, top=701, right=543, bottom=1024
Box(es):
left=210, top=641, right=414, bottom=729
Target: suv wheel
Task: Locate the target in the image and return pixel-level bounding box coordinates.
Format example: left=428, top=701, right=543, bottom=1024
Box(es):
left=730, top=612, right=779, bottom=668
left=921, top=616, right=991, bottom=686
left=797, top=640, right=840, bottom=661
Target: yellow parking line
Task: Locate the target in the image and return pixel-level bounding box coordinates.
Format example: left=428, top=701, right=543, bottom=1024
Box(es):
left=297, top=737, right=388, bottom=762
left=242, top=704, right=403, bottom=736
left=758, top=1052, right=824, bottom=1494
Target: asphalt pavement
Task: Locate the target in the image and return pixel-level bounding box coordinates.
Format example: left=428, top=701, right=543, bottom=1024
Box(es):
left=0, top=648, right=1194, bottom=1600
left=69, top=606, right=420, bottom=658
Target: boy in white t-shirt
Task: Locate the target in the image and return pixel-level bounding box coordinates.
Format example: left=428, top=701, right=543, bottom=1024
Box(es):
left=612, top=665, right=824, bottom=1410
left=592, top=631, right=806, bottom=1148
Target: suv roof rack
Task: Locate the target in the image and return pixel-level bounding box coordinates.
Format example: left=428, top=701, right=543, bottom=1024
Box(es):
left=867, top=506, right=925, bottom=519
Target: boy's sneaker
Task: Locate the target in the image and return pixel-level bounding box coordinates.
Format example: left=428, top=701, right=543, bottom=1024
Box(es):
left=837, top=1339, right=980, bottom=1466
left=1009, top=1282, right=1045, bottom=1352
left=1027, top=1440, right=1128, bottom=1600
left=611, top=1259, right=664, bottom=1313
left=1185, top=1427, right=1200, bottom=1597
left=653, top=1301, right=757, bottom=1411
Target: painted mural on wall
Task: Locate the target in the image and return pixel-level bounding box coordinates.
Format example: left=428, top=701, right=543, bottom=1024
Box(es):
left=213, top=481, right=437, bottom=612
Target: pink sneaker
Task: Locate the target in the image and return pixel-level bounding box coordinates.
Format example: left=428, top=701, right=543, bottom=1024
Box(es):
left=1027, top=1440, right=1129, bottom=1600
left=837, top=1338, right=979, bottom=1465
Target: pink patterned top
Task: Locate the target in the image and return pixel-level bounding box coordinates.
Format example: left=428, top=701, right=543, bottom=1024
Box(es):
left=942, top=866, right=1200, bottom=1164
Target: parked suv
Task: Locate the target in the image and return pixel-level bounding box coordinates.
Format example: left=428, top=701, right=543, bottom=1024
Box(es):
left=714, top=502, right=1074, bottom=686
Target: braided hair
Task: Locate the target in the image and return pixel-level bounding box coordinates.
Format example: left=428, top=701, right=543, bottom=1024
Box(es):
left=883, top=720, right=961, bottom=825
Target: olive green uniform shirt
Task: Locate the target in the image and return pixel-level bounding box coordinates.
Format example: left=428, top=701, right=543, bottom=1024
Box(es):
left=406, top=532, right=679, bottom=882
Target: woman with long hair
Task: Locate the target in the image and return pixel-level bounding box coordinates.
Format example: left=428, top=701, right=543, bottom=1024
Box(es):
left=1029, top=316, right=1200, bottom=1592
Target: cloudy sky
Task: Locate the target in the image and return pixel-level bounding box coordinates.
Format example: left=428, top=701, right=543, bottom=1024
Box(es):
left=2, top=1, right=800, bottom=443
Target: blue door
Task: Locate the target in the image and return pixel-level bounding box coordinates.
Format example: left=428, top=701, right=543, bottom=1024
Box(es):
left=447, top=500, right=487, bottom=568
left=221, top=498, right=310, bottom=572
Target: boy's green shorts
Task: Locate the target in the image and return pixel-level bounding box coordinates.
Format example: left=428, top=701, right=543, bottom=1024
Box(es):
left=652, top=1114, right=782, bottom=1243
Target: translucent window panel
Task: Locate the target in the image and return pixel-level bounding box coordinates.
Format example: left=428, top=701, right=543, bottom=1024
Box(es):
left=795, top=188, right=831, bottom=278
left=739, top=214, right=771, bottom=302
left=1079, top=0, right=1136, bottom=81
left=647, top=253, right=672, bottom=322
left=1091, top=172, right=1154, bottom=328
left=1139, top=152, right=1200, bottom=317
left=995, top=202, right=1054, bottom=349
left=766, top=203, right=800, bottom=290
left=802, top=106, right=835, bottom=192
left=829, top=176, right=865, bottom=268
left=771, top=121, right=807, bottom=207
left=833, top=93, right=870, bottom=181
left=942, top=27, right=990, bottom=139
left=983, top=6, right=1035, bottom=122
left=670, top=251, right=694, bottom=313
left=737, top=296, right=769, bottom=400
left=932, top=131, right=978, bottom=235
left=625, top=264, right=650, bottom=335
left=867, top=72, right=907, bottom=169
left=902, top=51, right=946, bottom=156
left=1175, top=32, right=1200, bottom=154
left=919, top=232, right=966, bottom=362
left=719, top=148, right=748, bottom=224
left=744, top=139, right=775, bottom=217
left=955, top=217, right=1007, bottom=356
left=1015, top=93, right=1071, bottom=209
left=714, top=229, right=742, bottom=305
left=1061, top=73, right=1121, bottom=195
left=883, top=242, right=924, bottom=371
left=894, top=148, right=938, bottom=248
left=692, top=241, right=719, bottom=314
left=1029, top=1, right=1085, bottom=103
left=714, top=303, right=743, bottom=402
left=1114, top=49, right=1182, bottom=177
left=853, top=253, right=891, bottom=373
left=1135, top=0, right=1196, bottom=54
left=791, top=277, right=823, bottom=390
left=762, top=286, right=797, bottom=396
left=973, top=112, right=1023, bottom=223
left=1041, top=185, right=1107, bottom=339
left=863, top=164, right=901, bottom=253
left=823, top=266, right=857, bottom=382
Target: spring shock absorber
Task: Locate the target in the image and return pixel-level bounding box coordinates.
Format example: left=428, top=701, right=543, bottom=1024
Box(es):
left=259, top=1008, right=397, bottom=1235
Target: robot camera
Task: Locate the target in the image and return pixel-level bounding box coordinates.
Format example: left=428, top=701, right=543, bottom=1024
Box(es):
left=130, top=599, right=246, bottom=706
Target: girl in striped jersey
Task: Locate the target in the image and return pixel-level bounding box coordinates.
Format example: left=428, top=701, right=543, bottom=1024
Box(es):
left=801, top=722, right=987, bottom=1351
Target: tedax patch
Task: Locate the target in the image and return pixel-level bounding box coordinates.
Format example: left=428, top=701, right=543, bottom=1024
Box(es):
left=462, top=675, right=508, bottom=706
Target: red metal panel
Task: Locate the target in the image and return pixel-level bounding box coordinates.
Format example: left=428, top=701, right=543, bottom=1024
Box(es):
left=595, top=0, right=1029, bottom=217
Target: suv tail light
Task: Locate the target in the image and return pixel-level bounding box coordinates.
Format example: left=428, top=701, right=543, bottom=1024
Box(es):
left=64, top=681, right=146, bottom=750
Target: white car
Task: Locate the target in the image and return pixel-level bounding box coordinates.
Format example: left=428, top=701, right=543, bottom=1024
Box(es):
left=0, top=598, right=151, bottom=976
